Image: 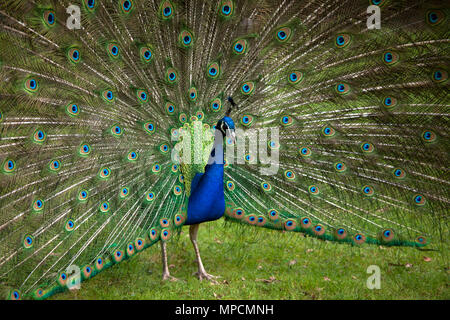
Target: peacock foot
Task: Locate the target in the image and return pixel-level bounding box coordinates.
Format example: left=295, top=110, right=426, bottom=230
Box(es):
left=162, top=273, right=180, bottom=282
left=194, top=271, right=221, bottom=283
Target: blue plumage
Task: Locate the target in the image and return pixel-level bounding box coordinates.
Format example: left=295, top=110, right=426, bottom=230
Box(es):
left=185, top=164, right=225, bottom=225
left=185, top=116, right=235, bottom=225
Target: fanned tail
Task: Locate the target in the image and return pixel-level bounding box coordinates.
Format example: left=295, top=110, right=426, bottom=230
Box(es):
left=222, top=0, right=449, bottom=248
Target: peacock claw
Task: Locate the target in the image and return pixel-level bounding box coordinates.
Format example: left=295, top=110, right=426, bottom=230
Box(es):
left=194, top=271, right=221, bottom=283
left=162, top=274, right=180, bottom=282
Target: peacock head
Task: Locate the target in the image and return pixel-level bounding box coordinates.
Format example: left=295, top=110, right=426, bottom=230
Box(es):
left=216, top=116, right=236, bottom=144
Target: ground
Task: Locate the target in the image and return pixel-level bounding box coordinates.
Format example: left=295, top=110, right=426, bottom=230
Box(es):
left=52, top=219, right=449, bottom=300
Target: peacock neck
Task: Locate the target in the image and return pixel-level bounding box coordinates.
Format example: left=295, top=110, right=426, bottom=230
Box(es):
left=185, top=129, right=226, bottom=225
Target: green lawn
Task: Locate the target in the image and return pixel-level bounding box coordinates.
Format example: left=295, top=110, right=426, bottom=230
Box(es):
left=52, top=219, right=449, bottom=300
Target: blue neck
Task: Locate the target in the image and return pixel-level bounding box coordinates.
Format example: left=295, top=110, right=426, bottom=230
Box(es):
left=185, top=130, right=226, bottom=225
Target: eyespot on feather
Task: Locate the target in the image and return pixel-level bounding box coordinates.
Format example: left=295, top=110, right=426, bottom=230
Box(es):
left=67, top=47, right=81, bottom=64
left=288, top=71, right=303, bottom=85
left=207, top=62, right=220, bottom=79
left=107, top=43, right=120, bottom=59
left=268, top=209, right=279, bottom=221
left=43, top=10, right=56, bottom=28
left=135, top=238, right=145, bottom=251
left=300, top=217, right=312, bottom=229
left=144, top=121, right=156, bottom=134
left=275, top=26, right=292, bottom=42
left=24, top=78, right=39, bottom=93
left=353, top=233, right=366, bottom=244
left=179, top=30, right=194, bottom=48
left=160, top=1, right=174, bottom=20
left=120, top=0, right=134, bottom=14
left=149, top=227, right=159, bottom=241
left=83, top=0, right=97, bottom=12
left=284, top=219, right=297, bottom=231
left=233, top=39, right=247, bottom=55
left=240, top=81, right=254, bottom=95
left=380, top=229, right=395, bottom=242
left=313, top=224, right=326, bottom=236
left=334, top=228, right=347, bottom=240
left=219, top=1, right=234, bottom=18
left=335, top=34, right=351, bottom=48
left=166, top=68, right=179, bottom=84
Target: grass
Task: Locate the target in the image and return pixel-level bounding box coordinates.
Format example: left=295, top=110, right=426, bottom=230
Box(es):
left=52, top=219, right=449, bottom=300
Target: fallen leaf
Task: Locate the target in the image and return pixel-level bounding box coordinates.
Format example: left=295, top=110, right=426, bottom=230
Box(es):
left=423, top=256, right=432, bottom=262
left=241, top=277, right=246, bottom=281
left=169, top=264, right=175, bottom=269
left=351, top=275, right=357, bottom=280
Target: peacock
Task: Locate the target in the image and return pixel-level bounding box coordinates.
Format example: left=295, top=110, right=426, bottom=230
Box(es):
left=0, top=0, right=448, bottom=300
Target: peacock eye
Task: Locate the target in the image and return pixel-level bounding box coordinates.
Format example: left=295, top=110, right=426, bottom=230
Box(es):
left=123, top=0, right=131, bottom=10
left=385, top=53, right=392, bottom=62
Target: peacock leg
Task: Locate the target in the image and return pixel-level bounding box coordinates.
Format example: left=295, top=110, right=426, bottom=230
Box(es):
left=160, top=241, right=179, bottom=281
left=189, top=223, right=220, bottom=283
